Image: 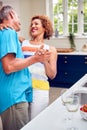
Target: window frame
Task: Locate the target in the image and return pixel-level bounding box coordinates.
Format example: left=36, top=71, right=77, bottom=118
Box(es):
left=46, top=0, right=86, bottom=38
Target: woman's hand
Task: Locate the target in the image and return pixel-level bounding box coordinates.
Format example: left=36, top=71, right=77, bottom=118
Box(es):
left=0, top=23, right=12, bottom=30
left=19, top=36, right=25, bottom=43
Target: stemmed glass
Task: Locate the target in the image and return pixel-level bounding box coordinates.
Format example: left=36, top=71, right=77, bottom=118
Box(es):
left=65, top=94, right=80, bottom=130
left=60, top=89, right=71, bottom=120
left=60, top=90, right=80, bottom=130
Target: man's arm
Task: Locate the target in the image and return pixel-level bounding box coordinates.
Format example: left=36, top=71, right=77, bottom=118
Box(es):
left=2, top=49, right=51, bottom=74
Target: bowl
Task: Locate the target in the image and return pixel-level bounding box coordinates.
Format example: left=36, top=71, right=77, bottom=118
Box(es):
left=80, top=107, right=87, bottom=120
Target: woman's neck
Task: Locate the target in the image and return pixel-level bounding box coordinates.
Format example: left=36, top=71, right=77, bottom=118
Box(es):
left=30, top=37, right=44, bottom=45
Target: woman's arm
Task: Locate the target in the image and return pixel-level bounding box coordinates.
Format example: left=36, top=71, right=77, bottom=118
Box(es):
left=44, top=46, right=57, bottom=79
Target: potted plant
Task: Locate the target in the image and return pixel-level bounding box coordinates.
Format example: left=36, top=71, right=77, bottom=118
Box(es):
left=68, top=33, right=76, bottom=50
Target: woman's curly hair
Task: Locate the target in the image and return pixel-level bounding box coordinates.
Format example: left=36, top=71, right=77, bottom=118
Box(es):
left=29, top=15, right=53, bottom=40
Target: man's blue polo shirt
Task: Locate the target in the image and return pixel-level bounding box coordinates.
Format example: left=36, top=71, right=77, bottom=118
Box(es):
left=0, top=28, right=32, bottom=114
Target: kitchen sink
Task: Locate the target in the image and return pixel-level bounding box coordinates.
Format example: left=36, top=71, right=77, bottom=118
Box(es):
left=82, top=82, right=87, bottom=87
left=79, top=93, right=87, bottom=105
left=72, top=82, right=87, bottom=105
left=79, top=82, right=87, bottom=105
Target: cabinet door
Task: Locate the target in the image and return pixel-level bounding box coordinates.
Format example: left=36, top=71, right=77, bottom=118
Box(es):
left=48, top=55, right=87, bottom=88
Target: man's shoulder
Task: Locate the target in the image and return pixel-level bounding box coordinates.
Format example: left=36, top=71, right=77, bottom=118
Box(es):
left=0, top=28, right=15, bottom=33
left=0, top=28, right=16, bottom=37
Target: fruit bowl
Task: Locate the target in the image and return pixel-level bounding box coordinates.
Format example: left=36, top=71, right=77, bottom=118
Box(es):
left=80, top=104, right=87, bottom=120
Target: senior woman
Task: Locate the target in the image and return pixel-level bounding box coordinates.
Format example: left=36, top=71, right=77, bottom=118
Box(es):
left=21, top=15, right=57, bottom=120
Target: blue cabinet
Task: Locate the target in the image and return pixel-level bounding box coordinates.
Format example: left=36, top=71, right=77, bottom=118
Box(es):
left=48, top=54, right=87, bottom=88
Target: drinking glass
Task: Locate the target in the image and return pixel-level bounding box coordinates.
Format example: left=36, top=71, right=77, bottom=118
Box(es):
left=65, top=94, right=80, bottom=130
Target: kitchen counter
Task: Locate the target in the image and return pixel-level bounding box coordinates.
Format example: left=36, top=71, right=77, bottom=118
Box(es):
left=58, top=51, right=87, bottom=55
left=56, top=48, right=87, bottom=55
left=21, top=74, right=87, bottom=130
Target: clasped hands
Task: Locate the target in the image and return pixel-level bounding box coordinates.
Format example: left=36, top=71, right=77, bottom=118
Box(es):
left=35, top=45, right=51, bottom=63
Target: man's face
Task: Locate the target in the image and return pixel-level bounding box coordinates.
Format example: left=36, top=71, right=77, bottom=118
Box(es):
left=12, top=11, right=21, bottom=32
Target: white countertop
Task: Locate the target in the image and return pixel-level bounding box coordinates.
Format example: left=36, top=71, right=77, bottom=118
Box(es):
left=21, top=74, right=87, bottom=130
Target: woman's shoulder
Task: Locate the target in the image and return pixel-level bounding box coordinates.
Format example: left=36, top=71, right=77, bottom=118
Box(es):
left=22, top=39, right=29, bottom=43
left=21, top=39, right=30, bottom=46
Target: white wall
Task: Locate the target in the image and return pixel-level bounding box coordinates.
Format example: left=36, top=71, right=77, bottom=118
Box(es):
left=18, top=0, right=32, bottom=38
left=19, top=0, right=46, bottom=38
left=45, top=37, right=87, bottom=51
left=1, top=0, right=87, bottom=51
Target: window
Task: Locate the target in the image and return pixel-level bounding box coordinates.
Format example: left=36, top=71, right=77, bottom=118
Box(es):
left=53, top=0, right=63, bottom=35
left=68, top=0, right=78, bottom=34
left=84, top=0, right=87, bottom=33
left=46, top=0, right=87, bottom=37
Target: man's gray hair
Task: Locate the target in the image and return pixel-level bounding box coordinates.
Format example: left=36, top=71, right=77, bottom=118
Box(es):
left=0, top=5, right=13, bottom=23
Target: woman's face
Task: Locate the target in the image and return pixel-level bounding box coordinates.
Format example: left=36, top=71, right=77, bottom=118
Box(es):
left=30, top=18, right=45, bottom=38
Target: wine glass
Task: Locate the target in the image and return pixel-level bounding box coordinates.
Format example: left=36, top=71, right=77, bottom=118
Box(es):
left=60, top=89, right=72, bottom=121
left=65, top=94, right=80, bottom=130
left=60, top=89, right=68, bottom=105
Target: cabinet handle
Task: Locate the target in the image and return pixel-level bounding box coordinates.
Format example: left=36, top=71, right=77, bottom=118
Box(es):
left=65, top=72, right=68, bottom=75
left=85, top=61, right=87, bottom=64
left=64, top=56, right=67, bottom=59
left=84, top=57, right=87, bottom=59
left=64, top=61, right=67, bottom=63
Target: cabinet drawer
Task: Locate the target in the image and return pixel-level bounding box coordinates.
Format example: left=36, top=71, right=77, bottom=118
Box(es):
left=49, top=70, right=85, bottom=88
left=58, top=55, right=87, bottom=70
